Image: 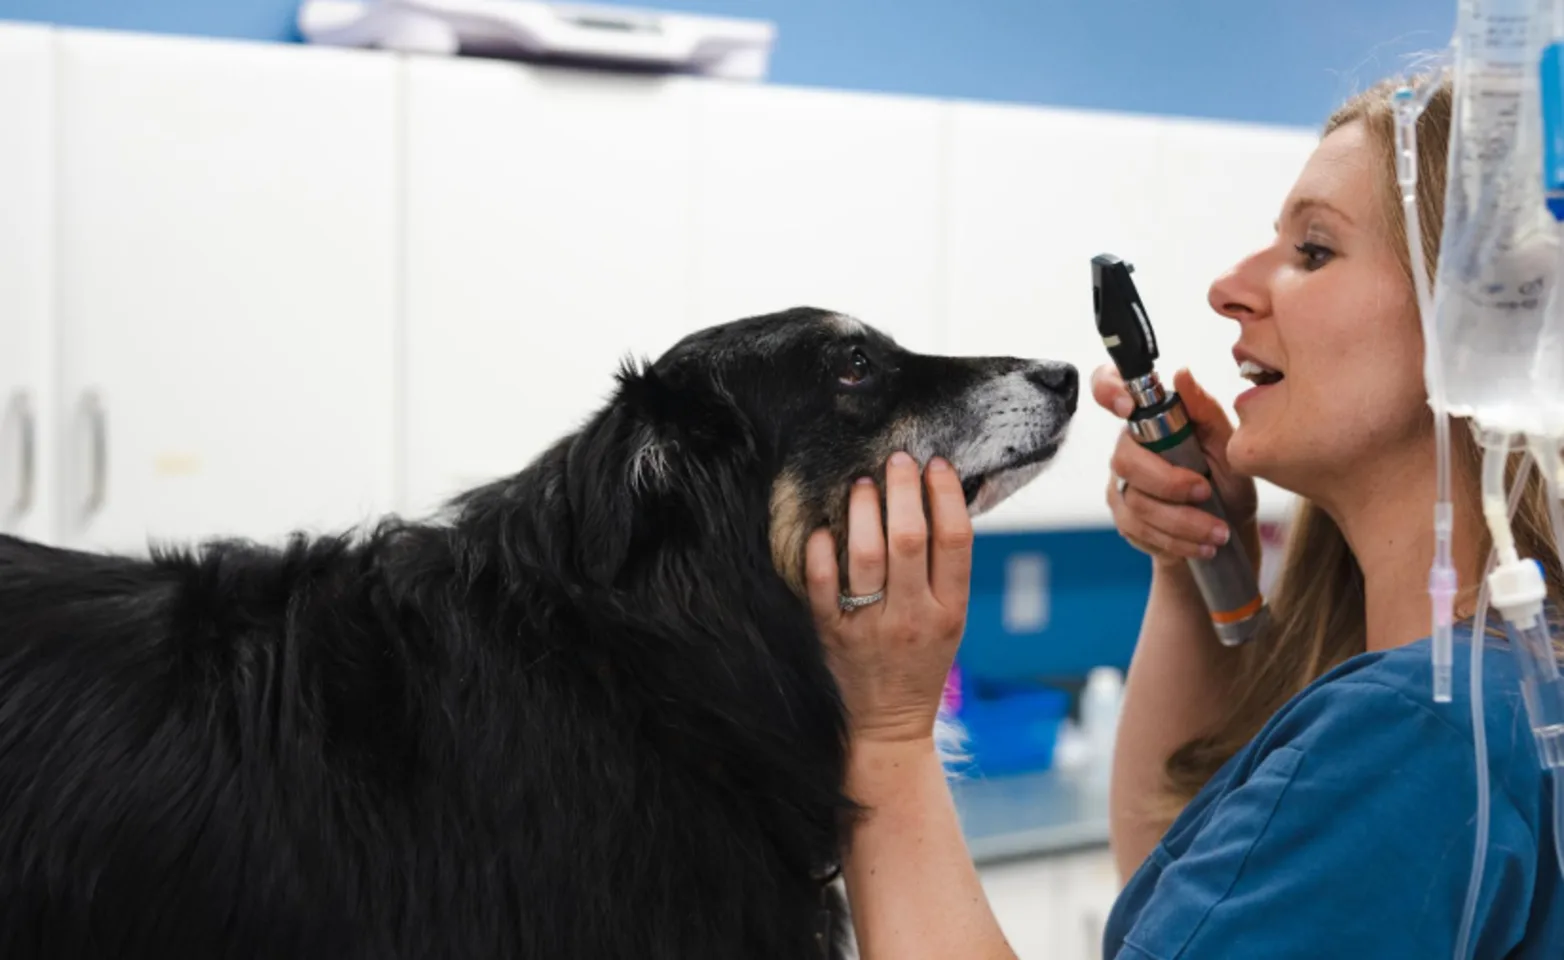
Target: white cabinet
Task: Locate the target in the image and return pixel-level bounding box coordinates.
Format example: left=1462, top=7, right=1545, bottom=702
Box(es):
left=401, top=58, right=700, bottom=519
left=52, top=30, right=399, bottom=553
left=944, top=103, right=1174, bottom=531
left=399, top=68, right=951, bottom=522
left=980, top=847, right=1121, bottom=959
left=689, top=83, right=946, bottom=353
left=0, top=23, right=57, bottom=543
left=4, top=22, right=1320, bottom=542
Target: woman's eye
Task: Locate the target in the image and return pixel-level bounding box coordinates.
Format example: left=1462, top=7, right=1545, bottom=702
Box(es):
left=839, top=348, right=872, bottom=385
left=1295, top=241, right=1335, bottom=270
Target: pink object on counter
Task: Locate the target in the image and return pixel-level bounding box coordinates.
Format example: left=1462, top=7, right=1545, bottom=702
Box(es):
left=941, top=665, right=962, bottom=713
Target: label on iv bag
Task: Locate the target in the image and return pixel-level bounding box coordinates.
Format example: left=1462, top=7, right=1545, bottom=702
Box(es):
left=1433, top=2, right=1561, bottom=430
left=1543, top=44, right=1564, bottom=206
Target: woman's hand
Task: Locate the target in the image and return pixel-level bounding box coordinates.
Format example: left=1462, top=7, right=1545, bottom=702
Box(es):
left=1093, top=364, right=1258, bottom=568
left=805, top=451, right=973, bottom=747
left=804, top=453, right=1016, bottom=959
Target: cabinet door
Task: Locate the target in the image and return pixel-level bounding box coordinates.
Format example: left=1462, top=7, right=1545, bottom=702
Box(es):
left=1158, top=118, right=1316, bottom=522
left=1057, top=848, right=1123, bottom=960
left=944, top=103, right=1173, bottom=530
left=401, top=59, right=699, bottom=518
left=0, top=23, right=57, bottom=544
left=979, top=855, right=1065, bottom=956
left=979, top=848, right=1121, bottom=959
left=55, top=31, right=398, bottom=554
left=690, top=83, right=945, bottom=353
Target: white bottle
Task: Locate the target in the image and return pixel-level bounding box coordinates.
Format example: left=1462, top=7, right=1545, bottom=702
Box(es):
left=1079, top=666, right=1125, bottom=786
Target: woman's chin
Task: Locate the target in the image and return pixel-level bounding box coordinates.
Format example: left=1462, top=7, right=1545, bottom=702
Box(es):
left=1225, top=429, right=1280, bottom=486
left=1227, top=434, right=1316, bottom=505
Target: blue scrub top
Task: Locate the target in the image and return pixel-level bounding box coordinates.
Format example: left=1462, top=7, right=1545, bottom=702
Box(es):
left=1102, top=628, right=1564, bottom=959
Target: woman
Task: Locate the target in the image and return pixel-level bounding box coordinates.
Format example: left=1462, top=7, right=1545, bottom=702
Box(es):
left=805, top=72, right=1564, bottom=957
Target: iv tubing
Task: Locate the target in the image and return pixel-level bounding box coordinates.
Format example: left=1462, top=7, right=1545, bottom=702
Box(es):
left=1453, top=438, right=1532, bottom=960
left=1453, top=558, right=1493, bottom=960
left=1531, top=436, right=1564, bottom=881
left=1556, top=769, right=1564, bottom=881
left=1394, top=83, right=1460, bottom=702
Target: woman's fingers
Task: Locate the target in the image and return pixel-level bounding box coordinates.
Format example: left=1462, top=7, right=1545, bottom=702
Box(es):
left=847, top=477, right=887, bottom=598
left=1172, top=367, right=1258, bottom=522
left=925, top=458, right=973, bottom=614
left=1171, top=367, right=1235, bottom=452
left=1110, top=483, right=1225, bottom=560
left=816, top=452, right=970, bottom=625
left=1108, top=432, right=1210, bottom=505
left=1090, top=362, right=1134, bottom=418
left=883, top=452, right=930, bottom=605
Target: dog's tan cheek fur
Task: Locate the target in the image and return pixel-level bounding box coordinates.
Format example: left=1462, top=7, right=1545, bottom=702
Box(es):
left=770, top=415, right=939, bottom=601
left=769, top=471, right=811, bottom=598
left=768, top=470, right=852, bottom=600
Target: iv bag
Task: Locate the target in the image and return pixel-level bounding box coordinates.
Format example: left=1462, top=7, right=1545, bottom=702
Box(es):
left=1539, top=281, right=1564, bottom=438
left=1433, top=0, right=1561, bottom=435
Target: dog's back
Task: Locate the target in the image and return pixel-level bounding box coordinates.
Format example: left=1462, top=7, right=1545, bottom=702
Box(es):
left=0, top=481, right=850, bottom=960
left=0, top=531, right=418, bottom=958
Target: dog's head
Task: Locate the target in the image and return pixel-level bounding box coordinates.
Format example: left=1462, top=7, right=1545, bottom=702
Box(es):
left=563, top=307, right=1078, bottom=593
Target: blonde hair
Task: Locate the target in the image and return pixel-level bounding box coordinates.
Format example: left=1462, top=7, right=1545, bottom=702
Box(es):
left=1160, top=72, right=1564, bottom=814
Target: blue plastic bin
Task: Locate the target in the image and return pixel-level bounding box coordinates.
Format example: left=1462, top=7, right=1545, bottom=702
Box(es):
left=950, top=679, right=1069, bottom=778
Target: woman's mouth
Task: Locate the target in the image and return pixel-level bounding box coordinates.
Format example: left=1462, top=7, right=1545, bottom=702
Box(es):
left=1235, top=358, right=1284, bottom=407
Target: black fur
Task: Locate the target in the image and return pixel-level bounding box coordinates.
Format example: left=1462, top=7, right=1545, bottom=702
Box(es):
left=0, top=308, right=1076, bottom=959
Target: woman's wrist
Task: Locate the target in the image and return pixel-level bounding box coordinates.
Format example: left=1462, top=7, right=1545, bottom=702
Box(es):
left=849, top=733, right=937, bottom=767
left=839, top=734, right=1018, bottom=960
left=846, top=734, right=938, bottom=800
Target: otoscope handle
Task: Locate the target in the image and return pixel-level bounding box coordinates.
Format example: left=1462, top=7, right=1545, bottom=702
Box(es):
left=1095, top=251, right=1269, bottom=645
left=1126, top=382, right=1268, bottom=646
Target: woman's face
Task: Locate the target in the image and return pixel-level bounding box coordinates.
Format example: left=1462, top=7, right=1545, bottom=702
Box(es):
left=1207, top=119, right=1430, bottom=505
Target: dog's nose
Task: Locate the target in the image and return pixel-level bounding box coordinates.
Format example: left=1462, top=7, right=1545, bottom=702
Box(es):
left=1027, top=363, right=1079, bottom=415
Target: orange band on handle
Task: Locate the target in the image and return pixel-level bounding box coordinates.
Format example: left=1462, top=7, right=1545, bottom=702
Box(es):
left=1210, top=595, right=1264, bottom=625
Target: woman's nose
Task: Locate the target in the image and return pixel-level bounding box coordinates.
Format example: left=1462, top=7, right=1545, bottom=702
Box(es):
left=1208, top=254, right=1268, bottom=323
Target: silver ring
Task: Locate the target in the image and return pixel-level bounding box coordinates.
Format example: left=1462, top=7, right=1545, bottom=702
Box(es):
left=838, top=590, right=885, bottom=612
left=1115, top=475, right=1130, bottom=497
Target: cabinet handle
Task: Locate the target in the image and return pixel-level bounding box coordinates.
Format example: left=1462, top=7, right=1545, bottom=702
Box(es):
left=78, top=390, right=106, bottom=522
left=3, top=391, right=34, bottom=518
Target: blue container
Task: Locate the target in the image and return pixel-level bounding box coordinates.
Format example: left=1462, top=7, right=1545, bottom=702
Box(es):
left=951, top=679, right=1069, bottom=778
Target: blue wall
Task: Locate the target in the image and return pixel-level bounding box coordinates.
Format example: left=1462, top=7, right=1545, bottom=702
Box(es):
left=961, top=529, right=1151, bottom=681
left=2, top=1, right=1456, bottom=127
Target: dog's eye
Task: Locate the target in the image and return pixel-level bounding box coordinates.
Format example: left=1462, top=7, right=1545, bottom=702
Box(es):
left=839, top=348, right=872, bottom=386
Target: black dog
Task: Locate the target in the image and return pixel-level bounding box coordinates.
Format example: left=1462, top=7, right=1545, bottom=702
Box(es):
left=0, top=307, right=1077, bottom=959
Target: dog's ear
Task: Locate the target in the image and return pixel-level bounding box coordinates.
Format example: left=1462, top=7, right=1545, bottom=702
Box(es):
left=619, top=363, right=683, bottom=500
left=565, top=358, right=750, bottom=586
left=615, top=355, right=755, bottom=475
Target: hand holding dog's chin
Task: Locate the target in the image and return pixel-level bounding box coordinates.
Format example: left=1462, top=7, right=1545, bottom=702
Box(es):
left=804, top=456, right=1019, bottom=960
left=805, top=452, right=973, bottom=766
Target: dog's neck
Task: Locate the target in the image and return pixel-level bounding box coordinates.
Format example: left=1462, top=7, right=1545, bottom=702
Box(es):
left=451, top=440, right=847, bottom=757
left=443, top=442, right=854, bottom=879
